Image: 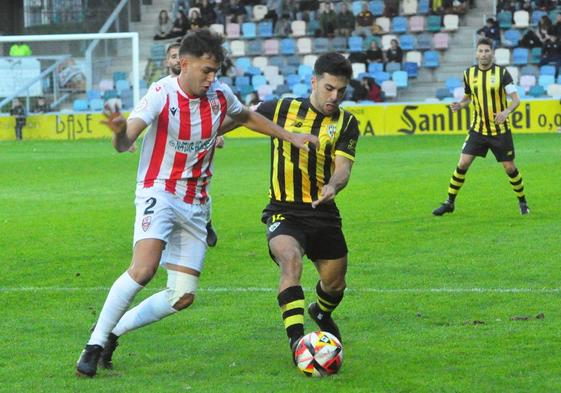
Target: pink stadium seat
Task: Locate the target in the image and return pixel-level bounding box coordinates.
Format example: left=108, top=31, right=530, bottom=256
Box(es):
left=99, top=79, right=113, bottom=92
left=381, top=80, right=397, bottom=98
left=433, top=32, right=449, bottom=49
left=226, top=23, right=241, bottom=38
left=263, top=39, right=279, bottom=55
left=519, top=75, right=536, bottom=92
left=409, top=16, right=425, bottom=33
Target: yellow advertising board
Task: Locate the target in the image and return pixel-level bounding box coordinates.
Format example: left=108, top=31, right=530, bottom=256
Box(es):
left=1, top=99, right=559, bottom=141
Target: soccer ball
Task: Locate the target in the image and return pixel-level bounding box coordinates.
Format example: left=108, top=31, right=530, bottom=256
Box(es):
left=294, top=331, right=343, bottom=376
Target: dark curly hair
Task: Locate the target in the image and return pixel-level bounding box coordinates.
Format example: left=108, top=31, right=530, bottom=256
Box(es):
left=179, top=28, right=226, bottom=64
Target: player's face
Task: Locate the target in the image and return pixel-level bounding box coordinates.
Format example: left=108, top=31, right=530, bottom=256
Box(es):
left=310, top=73, right=348, bottom=116
left=179, top=54, right=220, bottom=97
left=476, top=44, right=493, bottom=68
left=166, top=48, right=181, bottom=76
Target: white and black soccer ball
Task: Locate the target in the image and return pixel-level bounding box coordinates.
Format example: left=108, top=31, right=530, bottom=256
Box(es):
left=294, top=331, right=343, bottom=377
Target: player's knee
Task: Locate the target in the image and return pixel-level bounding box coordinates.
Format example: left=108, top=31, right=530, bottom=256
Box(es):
left=323, top=278, right=346, bottom=294
left=166, top=270, right=199, bottom=311
left=128, top=266, right=158, bottom=286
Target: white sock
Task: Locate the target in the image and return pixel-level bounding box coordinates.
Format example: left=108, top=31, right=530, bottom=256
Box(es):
left=112, top=289, right=177, bottom=336
left=88, top=272, right=143, bottom=347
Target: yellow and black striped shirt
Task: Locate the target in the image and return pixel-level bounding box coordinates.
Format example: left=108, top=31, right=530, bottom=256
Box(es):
left=256, top=98, right=359, bottom=204
left=464, top=64, right=514, bottom=136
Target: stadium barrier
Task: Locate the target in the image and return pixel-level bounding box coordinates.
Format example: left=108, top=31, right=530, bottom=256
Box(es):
left=0, top=99, right=559, bottom=141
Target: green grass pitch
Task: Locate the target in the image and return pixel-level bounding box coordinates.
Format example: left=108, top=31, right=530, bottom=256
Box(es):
left=1, top=133, right=560, bottom=392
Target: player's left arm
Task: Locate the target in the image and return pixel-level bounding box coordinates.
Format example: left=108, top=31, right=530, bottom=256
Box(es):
left=312, top=156, right=354, bottom=208
left=495, top=68, right=520, bottom=124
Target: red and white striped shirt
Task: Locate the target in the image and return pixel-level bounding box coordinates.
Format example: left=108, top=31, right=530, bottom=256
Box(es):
left=129, top=76, right=243, bottom=204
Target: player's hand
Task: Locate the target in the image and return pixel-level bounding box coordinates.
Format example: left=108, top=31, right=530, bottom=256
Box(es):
left=449, top=102, right=462, bottom=112
left=311, top=184, right=336, bottom=208
left=494, top=110, right=509, bottom=124
left=101, top=102, right=127, bottom=135
left=290, top=133, right=319, bottom=152
left=216, top=135, right=225, bottom=149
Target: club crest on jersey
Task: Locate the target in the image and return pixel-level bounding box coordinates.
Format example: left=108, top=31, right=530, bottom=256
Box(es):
left=490, top=76, right=496, bottom=84
left=142, top=216, right=152, bottom=232
left=327, top=124, right=337, bottom=139
left=268, top=221, right=281, bottom=233
left=210, top=99, right=220, bottom=114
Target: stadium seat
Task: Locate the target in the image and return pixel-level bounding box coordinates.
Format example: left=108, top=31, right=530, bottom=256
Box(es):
left=405, top=51, right=422, bottom=66
left=381, top=80, right=397, bottom=98
left=513, top=10, right=529, bottom=28
left=497, top=11, right=512, bottom=29
left=520, top=65, right=539, bottom=77
left=433, top=32, right=449, bottom=50
left=103, top=90, right=118, bottom=100
left=503, top=29, right=521, bottom=47
left=442, top=14, right=459, bottom=31
left=298, top=64, right=313, bottom=80
left=558, top=75, right=561, bottom=84
left=98, top=79, right=113, bottom=92
left=113, top=71, right=127, bottom=83
left=453, top=86, right=464, bottom=100
left=247, top=40, right=263, bottom=56
left=87, top=89, right=102, bottom=100
left=445, top=77, right=462, bottom=92
left=263, top=39, right=279, bottom=55
left=372, top=71, right=390, bottom=83
left=218, top=76, right=233, bottom=86
left=297, top=38, right=312, bottom=54
left=381, top=34, right=398, bottom=51
left=252, top=75, right=267, bottom=89
left=426, top=15, right=441, bottom=32
left=538, top=74, right=555, bottom=88
left=540, top=65, right=556, bottom=76
left=386, top=62, right=401, bottom=73
left=257, top=84, right=273, bottom=100
left=292, top=83, right=309, bottom=97
left=403, top=62, right=418, bottom=78
left=258, top=21, right=273, bottom=37
left=352, top=63, right=366, bottom=78
left=307, top=19, right=321, bottom=36
left=392, top=71, right=408, bottom=88
left=302, top=55, right=318, bottom=68
left=352, top=1, right=362, bottom=15
left=269, top=56, right=285, bottom=67
left=506, top=66, right=519, bottom=84
left=369, top=0, right=385, bottom=16
left=226, top=23, right=241, bottom=38
left=116, top=79, right=130, bottom=93
left=120, top=89, right=133, bottom=110
left=150, top=44, right=166, bottom=60
left=291, top=20, right=306, bottom=37
left=416, top=33, right=433, bottom=50
left=423, top=51, right=440, bottom=68
left=89, top=98, right=104, bottom=112
left=546, top=83, right=561, bottom=98
left=286, top=55, right=301, bottom=67
left=235, top=57, right=251, bottom=73
left=246, top=66, right=261, bottom=76
left=409, top=16, right=425, bottom=33
left=263, top=65, right=279, bottom=79
left=286, top=74, right=301, bottom=87
left=494, top=48, right=511, bottom=66
left=274, top=84, right=291, bottom=96
left=392, top=16, right=408, bottom=33
left=235, top=76, right=250, bottom=87
left=280, top=38, right=296, bottom=55
left=528, top=84, right=545, bottom=97
left=368, top=63, right=384, bottom=74
left=417, top=0, right=430, bottom=14
left=253, top=4, right=268, bottom=21
left=268, top=74, right=284, bottom=89
left=210, top=23, right=225, bottom=35
left=242, top=22, right=257, bottom=38
left=252, top=56, right=268, bottom=70
left=401, top=0, right=417, bottom=15
left=400, top=34, right=416, bottom=51
left=375, top=17, right=391, bottom=33
left=549, top=10, right=560, bottom=23
left=436, top=87, right=452, bottom=100
left=519, top=74, right=536, bottom=91
left=531, top=10, right=546, bottom=25
left=348, top=36, right=364, bottom=52
left=516, top=85, right=526, bottom=98
left=332, top=37, right=347, bottom=52
left=73, top=99, right=89, bottom=112
left=512, top=47, right=528, bottom=65
left=313, top=38, right=329, bottom=53
left=230, top=40, right=246, bottom=56
left=530, top=47, right=542, bottom=64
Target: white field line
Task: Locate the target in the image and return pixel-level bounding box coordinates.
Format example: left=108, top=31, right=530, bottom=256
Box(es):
left=1, top=287, right=561, bottom=294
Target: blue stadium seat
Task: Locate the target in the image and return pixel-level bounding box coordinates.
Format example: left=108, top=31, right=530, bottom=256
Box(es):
left=426, top=15, right=441, bottom=32
left=246, top=40, right=262, bottom=55
left=368, top=63, right=384, bottom=74
left=540, top=65, right=556, bottom=76
left=352, top=1, right=362, bottom=15
left=87, top=89, right=101, bottom=100
left=528, top=84, right=545, bottom=97
left=403, top=62, right=418, bottom=78
left=436, top=87, right=452, bottom=100
left=497, top=11, right=512, bottom=29
left=292, top=83, right=310, bottom=97
left=242, top=22, right=257, bottom=38
left=258, top=21, right=273, bottom=37
left=520, top=65, right=539, bottom=77
left=512, top=47, right=528, bottom=65
left=286, top=55, right=301, bottom=67
left=385, top=62, right=401, bottom=73
left=235, top=57, right=251, bottom=73
left=252, top=75, right=267, bottom=89
left=218, top=76, right=233, bottom=85
left=418, top=0, right=430, bottom=13
left=445, top=77, right=462, bottom=92
left=392, top=71, right=408, bottom=88
left=314, top=38, right=329, bottom=53
left=503, top=29, right=521, bottom=47
left=530, top=47, right=542, bottom=64
left=516, top=85, right=526, bottom=98
left=332, top=37, right=347, bottom=52
left=372, top=71, right=390, bottom=83
left=348, top=36, right=364, bottom=52
left=73, top=99, right=89, bottom=112
left=89, top=98, right=104, bottom=112
left=113, top=71, right=127, bottom=83
left=423, top=51, right=440, bottom=68
left=558, top=75, right=561, bottom=84
left=116, top=79, right=130, bottom=93
left=103, top=90, right=119, bottom=100
left=307, top=19, right=321, bottom=36
left=369, top=0, right=385, bottom=16
left=286, top=74, right=301, bottom=87
left=400, top=34, right=416, bottom=51
left=269, top=56, right=286, bottom=67
left=531, top=10, right=546, bottom=25
left=120, top=89, right=133, bottom=110
left=392, top=16, right=408, bottom=33
left=246, top=66, right=262, bottom=76
left=538, top=74, right=555, bottom=88
left=235, top=76, right=250, bottom=87
left=281, top=65, right=298, bottom=77
left=274, top=84, right=291, bottom=95
left=416, top=33, right=433, bottom=50
left=280, top=38, right=296, bottom=55
left=298, top=64, right=313, bottom=80
left=239, top=84, right=253, bottom=97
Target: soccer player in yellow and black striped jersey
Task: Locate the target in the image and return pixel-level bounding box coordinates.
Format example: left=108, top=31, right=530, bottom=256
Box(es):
left=433, top=37, right=530, bottom=216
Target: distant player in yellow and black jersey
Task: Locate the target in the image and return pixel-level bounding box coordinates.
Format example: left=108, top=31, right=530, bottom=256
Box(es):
left=433, top=38, right=530, bottom=216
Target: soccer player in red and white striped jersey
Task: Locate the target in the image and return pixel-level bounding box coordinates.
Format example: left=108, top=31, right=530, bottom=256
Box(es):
left=76, top=29, right=318, bottom=378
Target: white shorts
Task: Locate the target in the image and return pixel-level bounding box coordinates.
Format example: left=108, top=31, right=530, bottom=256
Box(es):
left=133, top=186, right=210, bottom=272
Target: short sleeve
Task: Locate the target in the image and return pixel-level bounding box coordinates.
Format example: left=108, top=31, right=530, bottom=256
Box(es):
left=501, top=67, right=514, bottom=86
left=335, top=115, right=359, bottom=161
left=255, top=99, right=279, bottom=120
left=463, top=70, right=472, bottom=95
left=218, top=82, right=244, bottom=116
left=129, top=82, right=166, bottom=125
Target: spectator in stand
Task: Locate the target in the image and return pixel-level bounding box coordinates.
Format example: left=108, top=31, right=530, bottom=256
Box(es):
left=520, top=28, right=542, bottom=48
left=241, top=0, right=260, bottom=19
left=535, top=0, right=555, bottom=11
left=355, top=2, right=374, bottom=37
left=165, top=9, right=190, bottom=39
left=33, top=97, right=50, bottom=113
left=366, top=40, right=384, bottom=64
left=477, top=18, right=501, bottom=48
left=553, top=14, right=561, bottom=39
left=229, top=0, right=247, bottom=23
left=520, top=0, right=532, bottom=13
left=196, top=0, right=217, bottom=26
left=336, top=2, right=355, bottom=38
left=384, top=0, right=399, bottom=17
left=363, top=77, right=383, bottom=102
left=540, top=36, right=561, bottom=70
left=319, top=2, right=337, bottom=37
left=274, top=14, right=291, bottom=36
left=348, top=50, right=368, bottom=66
left=537, top=15, right=555, bottom=44
left=386, top=39, right=403, bottom=63
left=154, top=10, right=173, bottom=40
left=188, top=9, right=205, bottom=29
left=350, top=79, right=369, bottom=101
left=297, top=0, right=319, bottom=21
left=452, top=0, right=467, bottom=14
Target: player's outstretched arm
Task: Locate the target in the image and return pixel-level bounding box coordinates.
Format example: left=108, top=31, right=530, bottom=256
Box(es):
left=230, top=108, right=319, bottom=151
left=101, top=104, right=147, bottom=153
left=311, top=156, right=354, bottom=208
left=218, top=115, right=240, bottom=135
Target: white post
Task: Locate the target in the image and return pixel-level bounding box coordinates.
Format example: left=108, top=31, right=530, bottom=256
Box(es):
left=132, top=32, right=140, bottom=106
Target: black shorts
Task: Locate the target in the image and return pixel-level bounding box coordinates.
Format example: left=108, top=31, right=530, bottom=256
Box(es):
left=261, top=201, right=348, bottom=262
left=461, top=130, right=515, bottom=162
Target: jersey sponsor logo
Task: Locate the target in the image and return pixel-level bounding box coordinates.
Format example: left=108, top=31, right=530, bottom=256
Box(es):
left=142, top=215, right=152, bottom=232
left=290, top=118, right=305, bottom=128
left=268, top=221, right=281, bottom=232
left=210, top=98, right=220, bottom=114
left=347, top=139, right=356, bottom=152
left=170, top=107, right=178, bottom=116
left=168, top=138, right=214, bottom=154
